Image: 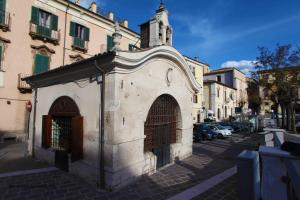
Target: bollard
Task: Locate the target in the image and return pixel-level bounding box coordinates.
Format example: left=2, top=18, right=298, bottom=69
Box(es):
left=237, top=150, right=260, bottom=200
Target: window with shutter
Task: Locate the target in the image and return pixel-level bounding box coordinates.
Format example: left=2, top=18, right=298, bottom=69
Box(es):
left=70, top=22, right=89, bottom=50
left=30, top=7, right=59, bottom=42
left=0, top=0, right=5, bottom=11
left=34, top=54, right=49, bottom=74
left=69, top=22, right=76, bottom=37
left=50, top=14, right=58, bottom=31
left=84, top=27, right=90, bottom=41
left=0, top=0, right=5, bottom=25
left=31, top=6, right=39, bottom=25
left=107, top=35, right=113, bottom=51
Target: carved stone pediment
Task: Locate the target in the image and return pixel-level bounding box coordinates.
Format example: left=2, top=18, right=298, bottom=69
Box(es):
left=31, top=45, right=55, bottom=54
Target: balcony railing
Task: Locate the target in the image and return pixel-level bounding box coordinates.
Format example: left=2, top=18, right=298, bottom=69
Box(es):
left=0, top=10, right=10, bottom=31
left=18, top=73, right=32, bottom=93
left=29, top=23, right=60, bottom=45
left=71, top=37, right=88, bottom=52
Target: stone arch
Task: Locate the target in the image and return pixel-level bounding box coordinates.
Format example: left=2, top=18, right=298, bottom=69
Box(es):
left=144, top=94, right=181, bottom=168
left=43, top=96, right=83, bottom=170
left=49, top=96, right=80, bottom=117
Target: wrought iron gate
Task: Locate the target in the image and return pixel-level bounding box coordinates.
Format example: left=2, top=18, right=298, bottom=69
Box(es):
left=52, top=117, right=72, bottom=171
left=144, top=95, right=179, bottom=168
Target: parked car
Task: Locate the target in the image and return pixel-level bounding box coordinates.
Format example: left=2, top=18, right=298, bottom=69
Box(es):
left=208, top=125, right=232, bottom=138
left=193, top=124, right=216, bottom=141
left=217, top=122, right=234, bottom=133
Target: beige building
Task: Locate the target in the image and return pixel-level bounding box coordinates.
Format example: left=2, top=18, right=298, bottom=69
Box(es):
left=24, top=2, right=201, bottom=190
left=204, top=67, right=248, bottom=118
left=203, top=80, right=237, bottom=121
left=185, top=56, right=208, bottom=123
left=258, top=66, right=300, bottom=115
left=0, top=0, right=140, bottom=139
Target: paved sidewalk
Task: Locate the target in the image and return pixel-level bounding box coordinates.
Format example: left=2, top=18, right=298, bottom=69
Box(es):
left=0, top=142, right=49, bottom=173
left=0, top=133, right=262, bottom=200
left=193, top=175, right=237, bottom=200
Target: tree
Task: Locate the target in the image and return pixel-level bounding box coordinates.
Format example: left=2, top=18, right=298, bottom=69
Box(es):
left=253, top=44, right=300, bottom=132
left=247, top=78, right=261, bottom=115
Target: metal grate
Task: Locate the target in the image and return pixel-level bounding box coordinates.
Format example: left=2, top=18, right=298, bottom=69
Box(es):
left=51, top=117, right=72, bottom=151
left=144, top=95, right=179, bottom=152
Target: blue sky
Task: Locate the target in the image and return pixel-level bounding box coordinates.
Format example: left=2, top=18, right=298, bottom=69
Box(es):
left=80, top=0, right=300, bottom=75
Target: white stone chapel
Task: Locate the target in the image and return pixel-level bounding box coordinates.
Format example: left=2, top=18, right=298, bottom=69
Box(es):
left=25, top=2, right=202, bottom=190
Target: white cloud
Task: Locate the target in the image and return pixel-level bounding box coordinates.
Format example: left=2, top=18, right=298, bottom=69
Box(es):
left=174, top=13, right=300, bottom=57
left=79, top=0, right=106, bottom=9
left=221, top=60, right=257, bottom=76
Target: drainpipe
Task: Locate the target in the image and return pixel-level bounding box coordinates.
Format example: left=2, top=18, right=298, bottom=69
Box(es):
left=32, top=88, right=38, bottom=158
left=63, top=3, right=70, bottom=66
left=94, top=60, right=106, bottom=189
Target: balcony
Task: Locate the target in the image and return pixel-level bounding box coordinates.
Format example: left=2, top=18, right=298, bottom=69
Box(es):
left=18, top=73, right=32, bottom=93
left=29, top=23, right=60, bottom=45
left=71, top=37, right=88, bottom=52
left=0, top=10, right=10, bottom=31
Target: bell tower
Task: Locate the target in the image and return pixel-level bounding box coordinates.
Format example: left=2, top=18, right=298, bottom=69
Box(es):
left=140, top=0, right=173, bottom=48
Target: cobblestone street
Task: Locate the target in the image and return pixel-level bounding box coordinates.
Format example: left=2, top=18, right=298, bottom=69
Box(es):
left=0, top=133, right=262, bottom=200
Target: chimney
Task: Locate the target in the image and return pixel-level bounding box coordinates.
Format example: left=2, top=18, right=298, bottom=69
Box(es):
left=89, top=2, right=97, bottom=13
left=75, top=0, right=80, bottom=5
left=121, top=20, right=128, bottom=28
left=108, top=12, right=114, bottom=21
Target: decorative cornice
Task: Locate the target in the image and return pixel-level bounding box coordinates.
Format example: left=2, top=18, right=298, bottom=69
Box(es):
left=0, top=36, right=11, bottom=43
left=112, top=46, right=202, bottom=92
left=69, top=54, right=84, bottom=59
left=31, top=45, right=55, bottom=54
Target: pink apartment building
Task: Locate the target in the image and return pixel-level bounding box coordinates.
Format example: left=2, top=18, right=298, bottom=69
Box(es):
left=0, top=0, right=140, bottom=139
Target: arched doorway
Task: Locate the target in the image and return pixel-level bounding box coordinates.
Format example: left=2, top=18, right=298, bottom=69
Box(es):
left=144, top=94, right=180, bottom=168
left=42, top=96, right=83, bottom=171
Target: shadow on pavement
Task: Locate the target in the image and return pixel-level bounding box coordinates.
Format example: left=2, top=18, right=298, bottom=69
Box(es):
left=0, top=132, right=263, bottom=200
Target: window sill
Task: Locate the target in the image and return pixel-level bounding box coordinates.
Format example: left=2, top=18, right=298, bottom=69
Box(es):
left=71, top=45, right=88, bottom=53
left=29, top=32, right=59, bottom=45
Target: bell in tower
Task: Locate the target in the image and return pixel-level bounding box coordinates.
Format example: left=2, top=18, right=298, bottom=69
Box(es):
left=140, top=0, right=173, bottom=48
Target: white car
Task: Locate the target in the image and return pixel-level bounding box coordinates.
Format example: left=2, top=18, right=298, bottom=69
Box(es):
left=209, top=125, right=232, bottom=138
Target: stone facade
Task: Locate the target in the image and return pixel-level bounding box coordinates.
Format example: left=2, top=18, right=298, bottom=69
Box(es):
left=185, top=57, right=208, bottom=123
left=204, top=67, right=248, bottom=117
left=203, top=80, right=237, bottom=121
left=26, top=45, right=201, bottom=190
left=25, top=2, right=202, bottom=190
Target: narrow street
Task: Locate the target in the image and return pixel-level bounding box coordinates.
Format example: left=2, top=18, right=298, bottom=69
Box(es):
left=0, top=132, right=262, bottom=200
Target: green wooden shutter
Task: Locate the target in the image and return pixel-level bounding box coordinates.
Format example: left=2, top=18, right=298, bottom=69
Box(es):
left=107, top=35, right=113, bottom=51
left=70, top=22, right=76, bottom=37
left=43, top=55, right=49, bottom=72
left=34, top=54, right=49, bottom=74
left=84, top=27, right=90, bottom=41
left=31, top=6, right=39, bottom=25
left=50, top=14, right=58, bottom=31
left=0, top=0, right=6, bottom=11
